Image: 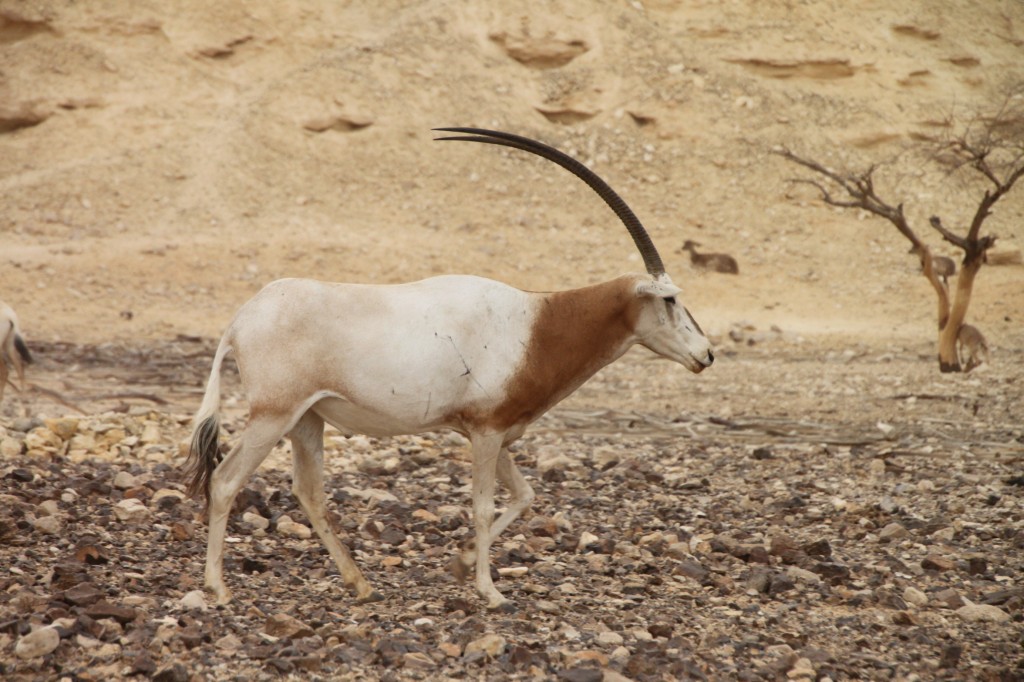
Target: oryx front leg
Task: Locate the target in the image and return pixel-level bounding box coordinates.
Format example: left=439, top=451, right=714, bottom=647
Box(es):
left=205, top=413, right=290, bottom=605
left=462, top=433, right=514, bottom=611
left=487, top=448, right=535, bottom=544
left=289, top=411, right=382, bottom=603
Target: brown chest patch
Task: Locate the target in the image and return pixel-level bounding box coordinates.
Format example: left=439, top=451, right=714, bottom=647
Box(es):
left=485, top=277, right=640, bottom=432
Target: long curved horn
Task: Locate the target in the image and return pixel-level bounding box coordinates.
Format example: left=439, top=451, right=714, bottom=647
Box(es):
left=434, top=127, right=665, bottom=276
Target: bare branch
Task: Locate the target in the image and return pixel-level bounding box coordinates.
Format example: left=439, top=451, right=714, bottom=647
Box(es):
left=774, top=148, right=920, bottom=246
left=966, top=163, right=1024, bottom=241
left=928, top=216, right=967, bottom=250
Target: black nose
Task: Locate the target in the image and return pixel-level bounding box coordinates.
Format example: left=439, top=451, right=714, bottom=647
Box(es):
left=706, top=350, right=715, bottom=365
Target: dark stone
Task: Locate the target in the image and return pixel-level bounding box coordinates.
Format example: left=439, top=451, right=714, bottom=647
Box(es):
left=8, top=469, right=33, bottom=483
left=921, top=555, right=956, bottom=572
left=379, top=528, right=407, bottom=546
left=939, top=644, right=962, bottom=669
left=558, top=668, right=603, bottom=682
left=648, top=622, right=674, bottom=638
left=180, top=624, right=206, bottom=648
left=153, top=663, right=189, bottom=682
left=803, top=539, right=832, bottom=558
left=84, top=601, right=138, bottom=625
left=129, top=653, right=157, bottom=676
left=675, top=559, right=710, bottom=582
left=814, top=562, right=851, bottom=584
left=768, top=572, right=796, bottom=596
left=63, top=582, right=104, bottom=606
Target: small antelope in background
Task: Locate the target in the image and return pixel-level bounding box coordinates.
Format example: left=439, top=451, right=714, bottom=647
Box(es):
left=957, top=323, right=989, bottom=372
left=0, top=300, right=32, bottom=402
left=681, top=240, right=739, bottom=274
left=185, top=128, right=714, bottom=611
left=908, top=244, right=956, bottom=282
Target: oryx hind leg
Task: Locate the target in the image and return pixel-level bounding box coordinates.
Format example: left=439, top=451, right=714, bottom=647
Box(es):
left=289, top=410, right=382, bottom=603
left=205, top=410, right=292, bottom=604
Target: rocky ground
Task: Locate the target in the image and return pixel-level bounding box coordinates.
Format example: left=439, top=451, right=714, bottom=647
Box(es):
left=0, top=334, right=1021, bottom=681
left=2, top=0, right=1024, bottom=679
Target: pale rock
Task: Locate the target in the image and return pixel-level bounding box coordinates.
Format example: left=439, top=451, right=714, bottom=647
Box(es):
left=786, top=566, right=822, bottom=585
left=113, top=471, right=139, bottom=490
left=932, top=526, right=955, bottom=543
left=630, top=627, right=654, bottom=641
left=903, top=586, right=928, bottom=607
left=140, top=422, right=161, bottom=444
left=44, top=417, right=79, bottom=440
left=1, top=437, right=23, bottom=457
left=879, top=523, right=910, bottom=541
left=464, top=632, right=506, bottom=658
left=593, top=446, right=620, bottom=469
left=766, top=643, right=795, bottom=659
left=403, top=651, right=436, bottom=670
left=551, top=511, right=573, bottom=532
left=94, top=642, right=122, bottom=659
left=537, top=600, right=560, bottom=614
left=955, top=604, right=1010, bottom=623
left=69, top=433, right=97, bottom=452
left=215, top=633, right=243, bottom=651
left=344, top=487, right=399, bottom=505
left=151, top=489, right=185, bottom=506
left=76, top=634, right=103, bottom=648
left=609, top=646, right=631, bottom=663
left=438, top=641, right=462, bottom=658
left=277, top=518, right=312, bottom=539
left=559, top=623, right=581, bottom=641
left=31, top=515, right=61, bottom=534
left=242, top=511, right=270, bottom=531
left=868, top=459, right=887, bottom=478
left=113, top=498, right=150, bottom=523
left=577, top=531, right=601, bottom=551
left=412, top=508, right=440, bottom=523
left=25, top=427, right=62, bottom=452
left=37, top=500, right=60, bottom=516
left=788, top=656, right=816, bottom=679
left=497, top=566, right=528, bottom=577
left=99, top=427, right=127, bottom=446
left=180, top=590, right=208, bottom=611
left=15, top=626, right=60, bottom=659
left=604, top=667, right=633, bottom=680
left=639, top=531, right=665, bottom=546
left=536, top=446, right=575, bottom=472
left=264, top=613, right=315, bottom=639
left=597, top=630, right=624, bottom=646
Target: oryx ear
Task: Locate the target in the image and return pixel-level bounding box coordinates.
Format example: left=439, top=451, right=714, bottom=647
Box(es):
left=636, top=277, right=682, bottom=299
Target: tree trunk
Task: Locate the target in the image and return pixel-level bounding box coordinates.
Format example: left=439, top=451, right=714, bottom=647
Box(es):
left=936, top=253, right=984, bottom=373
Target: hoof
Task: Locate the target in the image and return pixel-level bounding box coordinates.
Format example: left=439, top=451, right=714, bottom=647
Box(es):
left=208, top=587, right=232, bottom=606
left=357, top=590, right=386, bottom=604
left=487, top=600, right=517, bottom=614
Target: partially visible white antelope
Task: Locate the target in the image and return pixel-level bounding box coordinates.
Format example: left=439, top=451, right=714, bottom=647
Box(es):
left=186, top=128, right=715, bottom=611
left=0, top=300, right=32, bottom=402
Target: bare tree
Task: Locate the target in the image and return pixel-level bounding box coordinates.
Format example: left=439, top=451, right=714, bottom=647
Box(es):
left=774, top=89, right=1024, bottom=372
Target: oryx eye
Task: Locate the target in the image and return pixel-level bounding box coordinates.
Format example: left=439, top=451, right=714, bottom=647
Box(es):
left=664, top=296, right=676, bottom=305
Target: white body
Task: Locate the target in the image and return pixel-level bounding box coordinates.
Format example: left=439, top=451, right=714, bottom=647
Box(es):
left=0, top=301, right=31, bottom=402
left=189, top=271, right=712, bottom=610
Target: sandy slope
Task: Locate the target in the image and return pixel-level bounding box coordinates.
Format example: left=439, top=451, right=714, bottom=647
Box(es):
left=1, top=0, right=1022, bottom=352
